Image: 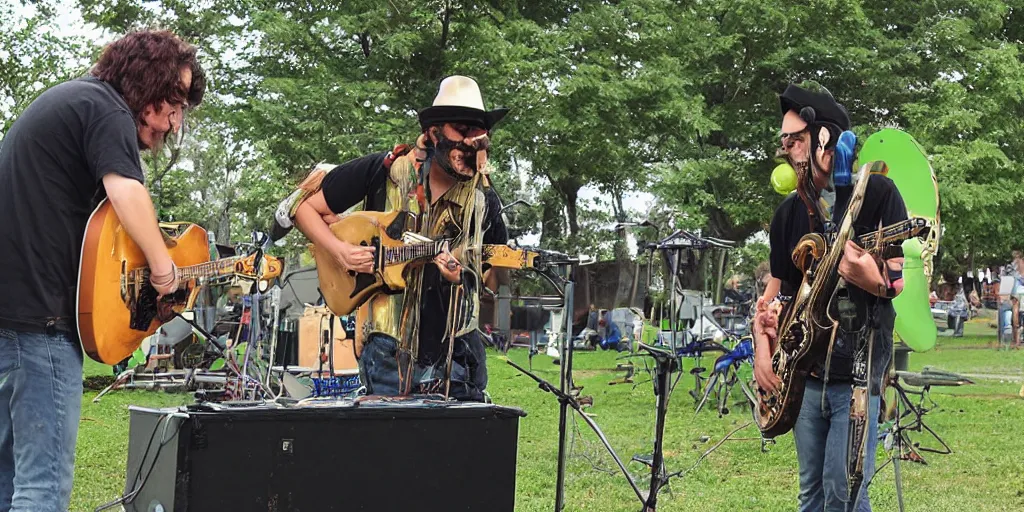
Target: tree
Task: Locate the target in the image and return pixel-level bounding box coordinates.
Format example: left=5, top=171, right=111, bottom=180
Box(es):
left=1, top=0, right=92, bottom=135
left=70, top=0, right=1024, bottom=274
left=880, top=1, right=1024, bottom=276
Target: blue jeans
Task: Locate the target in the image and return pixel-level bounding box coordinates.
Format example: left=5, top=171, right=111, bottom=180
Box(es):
left=794, top=377, right=880, bottom=512
left=0, top=329, right=83, bottom=512
left=360, top=333, right=487, bottom=401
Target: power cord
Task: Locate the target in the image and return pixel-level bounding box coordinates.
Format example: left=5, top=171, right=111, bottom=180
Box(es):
left=94, top=412, right=186, bottom=511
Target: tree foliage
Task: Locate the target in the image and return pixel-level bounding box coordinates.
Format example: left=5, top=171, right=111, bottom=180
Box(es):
left=2, top=0, right=1020, bottom=275
left=0, top=0, right=92, bottom=135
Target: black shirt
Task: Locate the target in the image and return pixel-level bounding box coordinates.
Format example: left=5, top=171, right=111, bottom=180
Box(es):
left=769, top=174, right=908, bottom=387
left=320, top=152, right=389, bottom=213
left=0, top=76, right=145, bottom=332
left=320, top=154, right=509, bottom=362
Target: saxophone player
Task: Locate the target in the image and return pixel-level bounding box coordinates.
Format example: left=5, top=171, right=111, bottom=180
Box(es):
left=752, top=82, right=908, bottom=512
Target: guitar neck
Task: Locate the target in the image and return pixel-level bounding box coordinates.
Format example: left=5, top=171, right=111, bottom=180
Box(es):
left=380, top=239, right=541, bottom=271
left=384, top=240, right=447, bottom=265
left=135, top=257, right=241, bottom=282
left=132, top=253, right=272, bottom=284
left=856, top=218, right=928, bottom=251
left=177, top=257, right=242, bottom=280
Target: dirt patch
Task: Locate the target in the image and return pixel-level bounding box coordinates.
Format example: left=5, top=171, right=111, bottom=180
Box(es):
left=83, top=375, right=115, bottom=390
left=573, top=369, right=619, bottom=379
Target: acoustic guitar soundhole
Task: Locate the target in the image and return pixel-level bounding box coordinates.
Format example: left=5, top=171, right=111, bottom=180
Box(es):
left=351, top=273, right=376, bottom=299
left=128, top=284, right=186, bottom=331
left=129, top=285, right=160, bottom=331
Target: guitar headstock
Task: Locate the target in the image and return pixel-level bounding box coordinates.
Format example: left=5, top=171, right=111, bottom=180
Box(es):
left=907, top=217, right=932, bottom=239
left=233, top=253, right=284, bottom=281
left=482, top=244, right=539, bottom=270
left=917, top=217, right=933, bottom=234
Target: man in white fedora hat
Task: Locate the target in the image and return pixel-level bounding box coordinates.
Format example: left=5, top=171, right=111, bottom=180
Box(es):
left=287, top=75, right=509, bottom=401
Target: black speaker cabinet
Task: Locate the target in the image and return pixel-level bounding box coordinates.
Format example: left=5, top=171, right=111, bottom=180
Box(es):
left=122, top=402, right=525, bottom=511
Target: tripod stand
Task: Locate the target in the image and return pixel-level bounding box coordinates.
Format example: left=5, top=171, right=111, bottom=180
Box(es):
left=509, top=230, right=737, bottom=510
left=505, top=248, right=674, bottom=510
left=507, top=341, right=680, bottom=511
left=876, top=369, right=967, bottom=511
left=499, top=249, right=591, bottom=510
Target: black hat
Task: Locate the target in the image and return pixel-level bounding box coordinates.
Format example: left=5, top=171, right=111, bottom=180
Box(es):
left=779, top=82, right=850, bottom=132
left=417, top=75, right=510, bottom=131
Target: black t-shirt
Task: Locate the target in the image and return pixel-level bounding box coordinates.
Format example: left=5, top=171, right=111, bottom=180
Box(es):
left=320, top=152, right=389, bottom=214
left=0, top=76, right=145, bottom=332
left=769, top=174, right=908, bottom=386
left=320, top=154, right=509, bottom=362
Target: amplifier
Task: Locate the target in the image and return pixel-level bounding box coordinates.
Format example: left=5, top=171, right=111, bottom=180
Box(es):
left=121, top=401, right=525, bottom=511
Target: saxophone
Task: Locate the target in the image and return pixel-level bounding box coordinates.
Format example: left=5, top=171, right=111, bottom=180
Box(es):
left=754, top=161, right=880, bottom=438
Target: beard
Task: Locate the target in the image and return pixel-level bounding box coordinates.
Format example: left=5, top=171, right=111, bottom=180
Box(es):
left=136, top=122, right=171, bottom=154
left=776, top=147, right=810, bottom=180
left=432, top=131, right=487, bottom=181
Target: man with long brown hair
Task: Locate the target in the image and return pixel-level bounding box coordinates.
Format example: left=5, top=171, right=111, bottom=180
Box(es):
left=0, top=30, right=205, bottom=511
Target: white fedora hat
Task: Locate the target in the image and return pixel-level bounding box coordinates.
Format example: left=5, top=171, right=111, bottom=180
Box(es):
left=418, top=75, right=509, bottom=131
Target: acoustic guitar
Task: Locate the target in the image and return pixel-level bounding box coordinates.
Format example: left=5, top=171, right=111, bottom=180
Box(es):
left=311, top=210, right=539, bottom=317
left=77, top=199, right=283, bottom=365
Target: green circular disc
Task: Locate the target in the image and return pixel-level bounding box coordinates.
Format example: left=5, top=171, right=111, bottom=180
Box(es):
left=857, top=129, right=941, bottom=352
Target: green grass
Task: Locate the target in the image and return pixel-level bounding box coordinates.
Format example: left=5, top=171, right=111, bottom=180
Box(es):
left=72, top=335, right=1024, bottom=511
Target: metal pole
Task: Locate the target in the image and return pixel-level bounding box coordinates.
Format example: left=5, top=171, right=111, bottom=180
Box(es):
left=564, top=270, right=575, bottom=392
left=669, top=249, right=679, bottom=353
left=554, top=265, right=575, bottom=511
left=265, top=287, right=281, bottom=391
left=892, top=381, right=906, bottom=512
left=644, top=351, right=673, bottom=511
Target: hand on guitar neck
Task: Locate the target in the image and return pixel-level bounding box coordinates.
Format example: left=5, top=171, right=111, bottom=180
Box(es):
left=434, top=245, right=463, bottom=284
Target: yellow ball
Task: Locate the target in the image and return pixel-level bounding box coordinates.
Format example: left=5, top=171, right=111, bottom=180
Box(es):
left=771, top=162, right=797, bottom=195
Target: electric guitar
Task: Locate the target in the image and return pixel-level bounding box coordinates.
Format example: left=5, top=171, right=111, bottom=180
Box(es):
left=754, top=165, right=931, bottom=438
left=76, top=199, right=283, bottom=364
left=311, top=210, right=539, bottom=317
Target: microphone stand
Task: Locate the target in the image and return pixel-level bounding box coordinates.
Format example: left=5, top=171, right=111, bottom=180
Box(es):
left=507, top=236, right=735, bottom=511
left=501, top=252, right=606, bottom=511
left=637, top=342, right=679, bottom=511
left=553, top=262, right=574, bottom=511
left=506, top=342, right=680, bottom=511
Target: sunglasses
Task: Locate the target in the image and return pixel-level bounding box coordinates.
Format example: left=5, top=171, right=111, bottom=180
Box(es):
left=780, top=127, right=808, bottom=146
left=449, top=122, right=486, bottom=138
